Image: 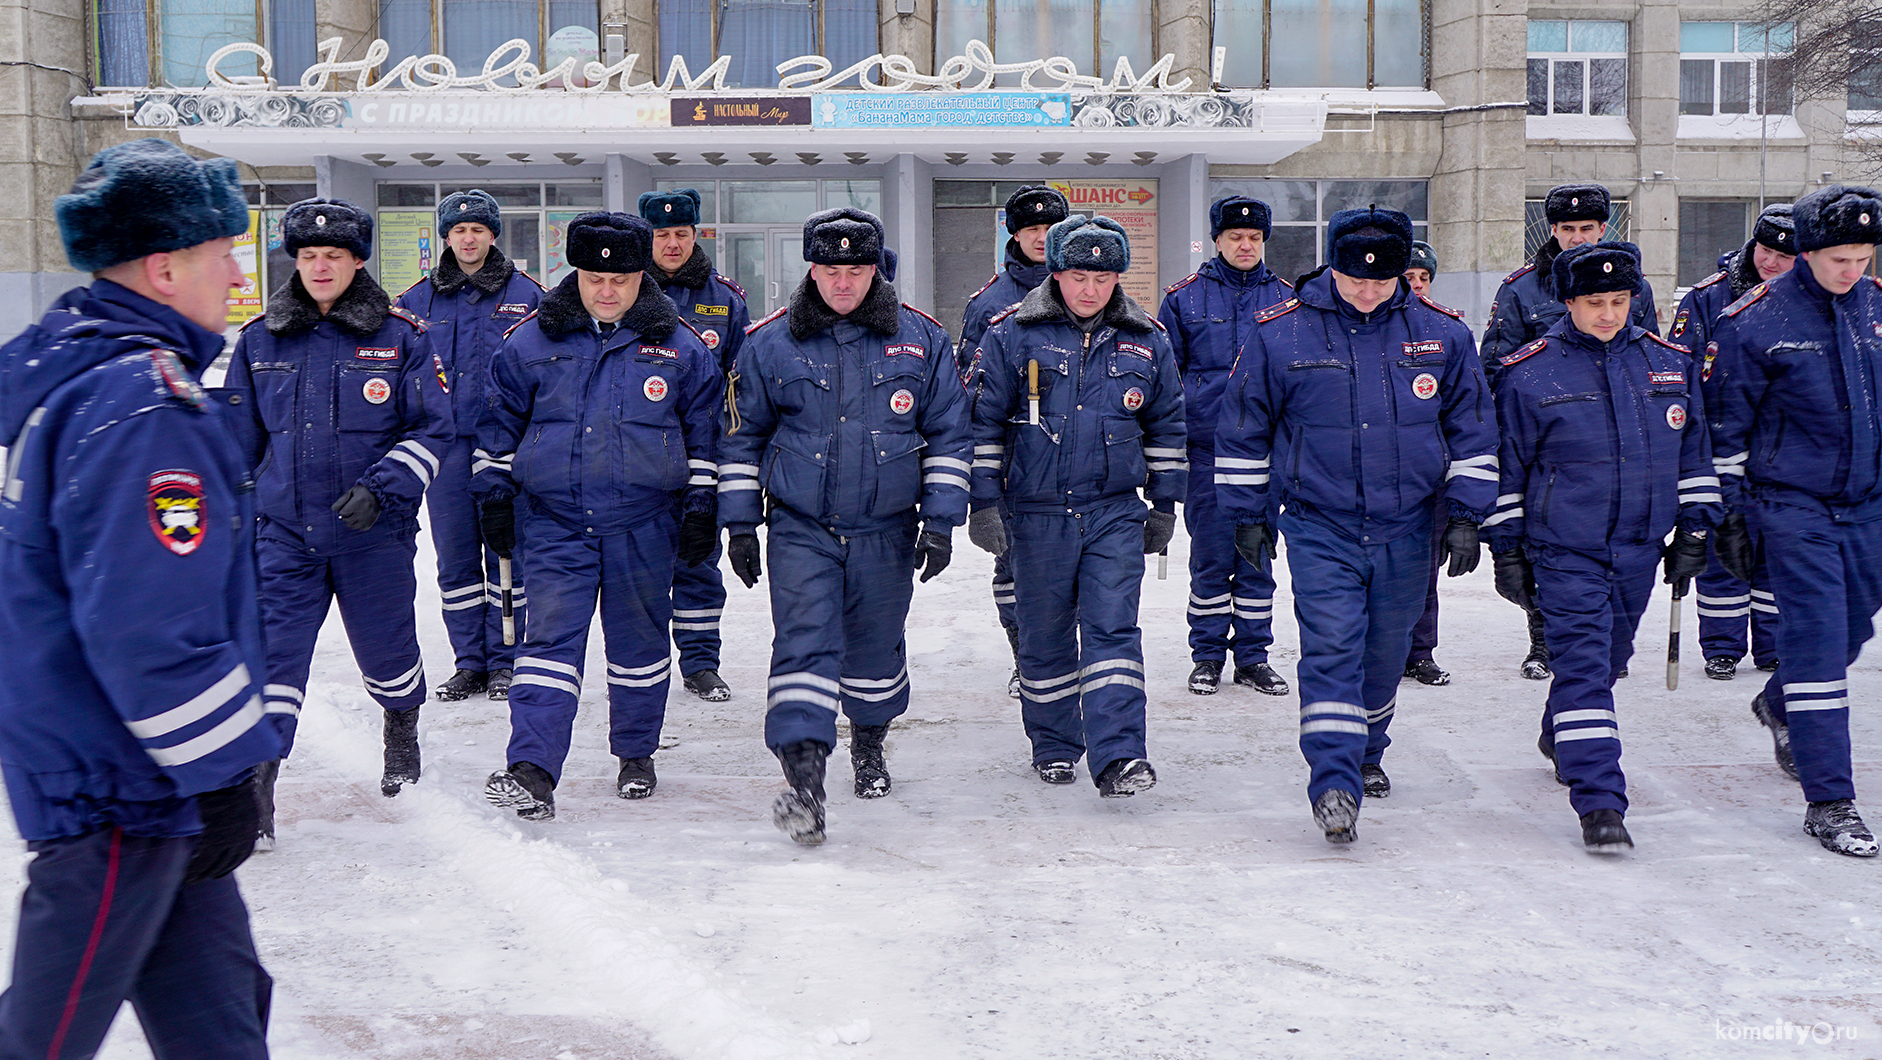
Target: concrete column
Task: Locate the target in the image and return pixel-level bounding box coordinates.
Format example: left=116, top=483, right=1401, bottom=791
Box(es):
left=881, top=153, right=935, bottom=311
left=1156, top=6, right=1209, bottom=90
left=619, top=0, right=655, bottom=82
left=315, top=0, right=377, bottom=56
left=1630, top=0, right=1681, bottom=312
left=607, top=153, right=654, bottom=210
left=316, top=155, right=376, bottom=207
left=879, top=0, right=932, bottom=71
left=1158, top=152, right=1209, bottom=288
left=0, top=0, right=88, bottom=338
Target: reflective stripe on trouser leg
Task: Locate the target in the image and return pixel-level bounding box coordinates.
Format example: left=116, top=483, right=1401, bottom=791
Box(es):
left=503, top=508, right=601, bottom=783
left=1695, top=544, right=1752, bottom=659
left=1407, top=503, right=1443, bottom=661
left=257, top=538, right=336, bottom=757
left=1752, top=502, right=1882, bottom=803
left=670, top=535, right=726, bottom=673
left=1748, top=558, right=1780, bottom=667
left=601, top=508, right=679, bottom=759
left=1185, top=455, right=1276, bottom=665
left=1531, top=543, right=1658, bottom=816
left=991, top=529, right=1018, bottom=634
left=1281, top=508, right=1430, bottom=806
left=330, top=537, right=428, bottom=711
left=429, top=434, right=495, bottom=671
left=838, top=520, right=919, bottom=727
left=1011, top=499, right=1150, bottom=776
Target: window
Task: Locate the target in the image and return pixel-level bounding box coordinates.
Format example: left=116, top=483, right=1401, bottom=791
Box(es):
left=376, top=0, right=600, bottom=81
left=1677, top=200, right=1753, bottom=287
left=935, top=0, right=1157, bottom=85
left=91, top=0, right=316, bottom=86
left=1209, top=0, right=1425, bottom=89
left=660, top=0, right=876, bottom=89
left=1522, top=198, right=1632, bottom=262
left=1526, top=20, right=1627, bottom=117
left=370, top=180, right=605, bottom=291
left=1680, top=22, right=1793, bottom=117
left=1849, top=29, right=1882, bottom=114
left=1206, top=179, right=1428, bottom=284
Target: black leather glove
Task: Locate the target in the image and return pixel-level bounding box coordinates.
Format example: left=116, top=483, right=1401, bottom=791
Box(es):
left=1493, top=548, right=1537, bottom=612
left=1438, top=518, right=1481, bottom=577
left=677, top=510, right=718, bottom=567
left=1715, top=512, right=1754, bottom=582
left=1663, top=527, right=1709, bottom=594
left=1234, top=523, right=1277, bottom=565
left=1143, top=508, right=1177, bottom=554
left=331, top=484, right=381, bottom=531
left=479, top=496, right=516, bottom=557
left=184, top=777, right=261, bottom=884
left=968, top=507, right=1008, bottom=557
left=728, top=531, right=762, bottom=588
left=913, top=529, right=952, bottom=582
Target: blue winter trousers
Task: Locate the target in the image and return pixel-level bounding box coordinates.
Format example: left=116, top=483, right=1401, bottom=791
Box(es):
left=1695, top=549, right=1778, bottom=667
left=428, top=434, right=523, bottom=674
left=1185, top=454, right=1277, bottom=666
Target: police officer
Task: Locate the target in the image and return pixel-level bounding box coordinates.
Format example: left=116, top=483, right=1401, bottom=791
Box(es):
left=969, top=215, right=1184, bottom=797
left=1484, top=242, right=1719, bottom=853
left=1710, top=185, right=1882, bottom=858
left=1669, top=203, right=1793, bottom=681
left=225, top=197, right=454, bottom=842
left=1400, top=240, right=1453, bottom=687
left=960, top=185, right=1069, bottom=699
left=1483, top=184, right=1661, bottom=681
left=0, top=138, right=281, bottom=1058
left=721, top=208, right=969, bottom=845
left=476, top=213, right=721, bottom=820
left=396, top=189, right=543, bottom=702
left=1159, top=195, right=1293, bottom=697
left=1217, top=208, right=1497, bottom=843
left=641, top=188, right=751, bottom=703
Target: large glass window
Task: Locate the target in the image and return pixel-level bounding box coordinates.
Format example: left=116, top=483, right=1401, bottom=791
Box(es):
left=935, top=0, right=1158, bottom=83
left=93, top=0, right=322, bottom=86
left=1680, top=22, right=1793, bottom=117
left=370, top=0, right=599, bottom=80
left=1212, top=0, right=1426, bottom=89
left=1527, top=20, right=1627, bottom=117
left=1678, top=200, right=1752, bottom=287
left=1206, top=179, right=1429, bottom=284
left=660, top=0, right=875, bottom=89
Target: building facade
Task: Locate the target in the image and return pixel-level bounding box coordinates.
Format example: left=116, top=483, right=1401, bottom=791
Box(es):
left=0, top=0, right=1869, bottom=341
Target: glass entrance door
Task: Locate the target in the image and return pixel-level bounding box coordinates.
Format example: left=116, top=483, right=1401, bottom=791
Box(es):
left=769, top=228, right=811, bottom=311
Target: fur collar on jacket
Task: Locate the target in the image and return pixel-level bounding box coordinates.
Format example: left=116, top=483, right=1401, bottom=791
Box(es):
left=429, top=245, right=516, bottom=297
left=657, top=245, right=715, bottom=290
left=534, top=271, right=681, bottom=341
left=1009, top=278, right=1155, bottom=333
left=787, top=274, right=902, bottom=341
left=265, top=269, right=391, bottom=337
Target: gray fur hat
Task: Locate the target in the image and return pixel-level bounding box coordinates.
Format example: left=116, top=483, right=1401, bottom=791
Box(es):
left=282, top=198, right=374, bottom=260
left=1045, top=215, right=1130, bottom=273
left=439, top=189, right=502, bottom=236
left=56, top=138, right=249, bottom=273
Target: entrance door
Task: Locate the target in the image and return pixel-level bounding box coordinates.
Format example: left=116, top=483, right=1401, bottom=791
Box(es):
left=769, top=228, right=812, bottom=311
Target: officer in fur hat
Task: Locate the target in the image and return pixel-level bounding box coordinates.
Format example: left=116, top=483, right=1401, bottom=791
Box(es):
left=720, top=207, right=970, bottom=845
left=475, top=212, right=721, bottom=821
left=1216, top=207, right=1497, bottom=843
left=640, top=187, right=751, bottom=704
left=396, top=189, right=543, bottom=704
left=1398, top=239, right=1456, bottom=688
left=224, top=197, right=454, bottom=841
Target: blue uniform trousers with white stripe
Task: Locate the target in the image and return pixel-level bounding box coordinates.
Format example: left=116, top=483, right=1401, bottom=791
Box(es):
left=0, top=829, right=270, bottom=1060
left=1695, top=551, right=1778, bottom=666
left=1407, top=503, right=1444, bottom=662
left=762, top=507, right=917, bottom=752
left=258, top=533, right=426, bottom=755
left=1750, top=499, right=1882, bottom=803
left=506, top=504, right=676, bottom=783
left=670, top=538, right=725, bottom=675
left=1010, top=498, right=1149, bottom=779
left=1531, top=542, right=1660, bottom=816
left=990, top=548, right=1018, bottom=643
left=429, top=434, right=524, bottom=674
left=1284, top=508, right=1429, bottom=806
left=1184, top=454, right=1275, bottom=665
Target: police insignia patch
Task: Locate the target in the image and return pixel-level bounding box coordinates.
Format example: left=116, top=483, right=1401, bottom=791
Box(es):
left=355, top=347, right=398, bottom=360
left=1703, top=341, right=1718, bottom=381
left=1117, top=341, right=1153, bottom=360
left=1411, top=373, right=1438, bottom=400
left=641, top=346, right=679, bottom=359
left=1671, top=310, right=1689, bottom=339
left=1648, top=371, right=1685, bottom=385
left=147, top=470, right=205, bottom=556
left=362, top=377, right=392, bottom=404
left=1401, top=339, right=1444, bottom=358
left=701, top=329, right=720, bottom=349
left=432, top=352, right=450, bottom=394
left=644, top=376, right=669, bottom=401
left=1122, top=386, right=1145, bottom=411
left=1667, top=404, right=1687, bottom=430
left=886, top=343, right=926, bottom=359
left=890, top=388, right=915, bottom=414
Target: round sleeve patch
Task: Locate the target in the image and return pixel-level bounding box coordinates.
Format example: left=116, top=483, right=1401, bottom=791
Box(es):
left=147, top=469, right=205, bottom=556
left=363, top=377, right=392, bottom=404
left=1667, top=403, right=1687, bottom=430
left=644, top=375, right=670, bottom=402
left=1411, top=373, right=1439, bottom=400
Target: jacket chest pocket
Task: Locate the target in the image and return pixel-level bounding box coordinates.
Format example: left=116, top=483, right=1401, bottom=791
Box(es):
left=1766, top=344, right=1835, bottom=417
left=1284, top=360, right=1354, bottom=427
left=522, top=354, right=581, bottom=420
left=868, top=429, right=926, bottom=517
left=871, top=355, right=925, bottom=427
left=1641, top=387, right=1691, bottom=458
left=250, top=363, right=299, bottom=430
left=1100, top=417, right=1146, bottom=492
left=1537, top=393, right=1611, bottom=463
left=774, top=353, right=832, bottom=414
left=1392, top=358, right=1445, bottom=423
left=337, top=366, right=402, bottom=433
left=621, top=356, right=685, bottom=426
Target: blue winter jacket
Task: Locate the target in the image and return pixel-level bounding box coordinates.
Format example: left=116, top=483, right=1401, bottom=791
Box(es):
left=970, top=281, right=1187, bottom=514
left=656, top=246, right=751, bottom=377
left=0, top=281, right=284, bottom=841
left=959, top=240, right=1051, bottom=373
left=1481, top=238, right=1660, bottom=376
left=1215, top=273, right=1498, bottom=542
left=475, top=272, right=721, bottom=532
left=1710, top=265, right=1882, bottom=515
left=1482, top=318, right=1720, bottom=554
left=225, top=272, right=455, bottom=557
left=395, top=246, right=543, bottom=437
left=1669, top=245, right=1763, bottom=427
left=1157, top=256, right=1293, bottom=456
left=720, top=276, right=971, bottom=536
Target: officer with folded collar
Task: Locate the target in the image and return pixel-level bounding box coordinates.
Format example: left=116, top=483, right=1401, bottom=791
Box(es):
left=1670, top=203, right=1794, bottom=681
left=1709, top=184, right=1882, bottom=858
left=720, top=208, right=970, bottom=845
left=960, top=185, right=1070, bottom=700
left=1484, top=241, right=1719, bottom=854
left=641, top=188, right=751, bottom=704
left=396, top=189, right=544, bottom=704
left=224, top=197, right=455, bottom=842
left=1216, top=208, right=1496, bottom=844
left=474, top=213, right=721, bottom=821
left=969, top=215, right=1185, bottom=799
left=1158, top=194, right=1294, bottom=698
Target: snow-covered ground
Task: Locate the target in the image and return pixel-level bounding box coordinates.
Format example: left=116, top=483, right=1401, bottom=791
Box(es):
left=7, top=528, right=1880, bottom=1060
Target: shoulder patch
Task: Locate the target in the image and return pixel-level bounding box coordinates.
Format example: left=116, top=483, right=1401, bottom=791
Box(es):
left=1150, top=317, right=1167, bottom=332
left=238, top=314, right=269, bottom=333
left=1255, top=298, right=1300, bottom=324
left=1647, top=333, right=1692, bottom=355
left=148, top=348, right=208, bottom=411
left=387, top=305, right=428, bottom=333
left=1163, top=273, right=1200, bottom=295
left=519, top=270, right=546, bottom=291
left=903, top=304, right=946, bottom=331
left=1500, top=337, right=1549, bottom=368
left=502, top=310, right=538, bottom=339
left=969, top=274, right=1002, bottom=301
left=1276, top=275, right=1295, bottom=289
left=988, top=304, right=1022, bottom=327
left=747, top=306, right=788, bottom=335
left=1502, top=262, right=1537, bottom=285
left=1723, top=282, right=1770, bottom=318
left=1416, top=293, right=1463, bottom=320
left=717, top=274, right=747, bottom=300
left=398, top=277, right=429, bottom=300
left=1690, top=270, right=1725, bottom=290
left=1871, top=275, right=1882, bottom=291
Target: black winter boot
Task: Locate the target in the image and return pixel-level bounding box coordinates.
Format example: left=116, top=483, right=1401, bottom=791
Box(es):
left=1581, top=809, right=1633, bottom=853
left=773, top=741, right=829, bottom=845
left=485, top=762, right=555, bottom=820
left=254, top=758, right=279, bottom=851
left=434, top=668, right=487, bottom=701
left=381, top=706, right=420, bottom=797
left=851, top=724, right=891, bottom=798
left=616, top=756, right=657, bottom=799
